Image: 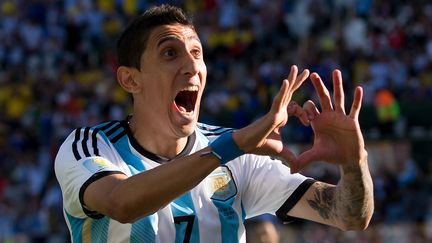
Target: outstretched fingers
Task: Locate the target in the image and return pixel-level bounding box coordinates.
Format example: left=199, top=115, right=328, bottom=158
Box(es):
left=349, top=86, right=363, bottom=120
left=332, top=70, right=345, bottom=114
left=287, top=65, right=299, bottom=84
left=310, top=72, right=333, bottom=111
left=273, top=79, right=290, bottom=112
left=291, top=68, right=310, bottom=92
left=274, top=65, right=309, bottom=111
left=281, top=65, right=299, bottom=107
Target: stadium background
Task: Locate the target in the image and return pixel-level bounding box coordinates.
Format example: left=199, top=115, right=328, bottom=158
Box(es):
left=0, top=0, right=431, bottom=242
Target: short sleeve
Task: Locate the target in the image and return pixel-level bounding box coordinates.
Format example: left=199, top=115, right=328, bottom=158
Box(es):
left=54, top=128, right=125, bottom=218
left=231, top=154, right=315, bottom=220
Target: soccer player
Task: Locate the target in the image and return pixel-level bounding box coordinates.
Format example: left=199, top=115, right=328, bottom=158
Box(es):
left=55, top=4, right=374, bottom=243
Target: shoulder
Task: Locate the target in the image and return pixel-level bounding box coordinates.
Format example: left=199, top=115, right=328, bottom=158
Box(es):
left=56, top=120, right=121, bottom=162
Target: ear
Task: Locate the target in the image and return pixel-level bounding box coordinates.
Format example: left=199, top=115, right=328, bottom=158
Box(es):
left=117, top=66, right=141, bottom=94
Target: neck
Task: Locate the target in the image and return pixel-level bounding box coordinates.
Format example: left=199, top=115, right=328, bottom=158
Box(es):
left=127, top=115, right=188, bottom=159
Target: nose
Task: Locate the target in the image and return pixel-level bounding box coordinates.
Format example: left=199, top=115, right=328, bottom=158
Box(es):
left=182, top=53, right=199, bottom=77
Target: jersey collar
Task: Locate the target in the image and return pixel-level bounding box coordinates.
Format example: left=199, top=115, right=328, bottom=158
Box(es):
left=121, top=116, right=196, bottom=163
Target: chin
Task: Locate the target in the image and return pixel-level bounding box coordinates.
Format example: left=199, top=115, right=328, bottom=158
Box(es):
left=182, top=123, right=197, bottom=136
left=174, top=120, right=197, bottom=138
left=170, top=107, right=200, bottom=138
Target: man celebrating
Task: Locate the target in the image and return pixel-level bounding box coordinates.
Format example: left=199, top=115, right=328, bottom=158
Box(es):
left=55, top=5, right=373, bottom=243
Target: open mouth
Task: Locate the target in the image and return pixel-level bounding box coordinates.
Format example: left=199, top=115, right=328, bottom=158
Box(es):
left=174, top=88, right=198, bottom=113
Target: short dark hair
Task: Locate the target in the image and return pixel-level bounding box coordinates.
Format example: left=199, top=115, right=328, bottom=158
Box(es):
left=116, top=4, right=194, bottom=69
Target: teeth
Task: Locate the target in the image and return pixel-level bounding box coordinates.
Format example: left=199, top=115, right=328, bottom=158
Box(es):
left=182, top=85, right=198, bottom=91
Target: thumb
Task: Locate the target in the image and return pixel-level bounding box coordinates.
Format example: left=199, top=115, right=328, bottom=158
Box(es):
left=276, top=147, right=297, bottom=168
left=292, top=149, right=316, bottom=173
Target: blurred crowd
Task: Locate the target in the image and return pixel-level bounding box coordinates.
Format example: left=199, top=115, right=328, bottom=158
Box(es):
left=0, top=0, right=432, bottom=242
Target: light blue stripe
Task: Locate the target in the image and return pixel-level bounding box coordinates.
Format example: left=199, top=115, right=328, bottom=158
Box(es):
left=65, top=211, right=84, bottom=243
left=92, top=122, right=113, bottom=145
left=213, top=197, right=239, bottom=243
left=114, top=135, right=145, bottom=171
left=241, top=202, right=246, bottom=223
left=94, top=121, right=117, bottom=130
left=172, top=193, right=200, bottom=243
left=112, top=135, right=156, bottom=243
left=108, top=127, right=124, bottom=140
left=131, top=217, right=157, bottom=243
left=91, top=216, right=110, bottom=243
left=127, top=164, right=141, bottom=175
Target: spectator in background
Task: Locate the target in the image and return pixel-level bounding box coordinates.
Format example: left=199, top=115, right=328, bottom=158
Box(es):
left=374, top=88, right=401, bottom=138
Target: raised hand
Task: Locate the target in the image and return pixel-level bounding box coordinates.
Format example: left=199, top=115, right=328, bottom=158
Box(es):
left=233, top=65, right=309, bottom=163
left=292, top=70, right=367, bottom=173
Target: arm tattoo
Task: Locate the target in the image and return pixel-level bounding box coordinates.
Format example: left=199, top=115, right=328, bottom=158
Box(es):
left=307, top=183, right=337, bottom=220
left=308, top=161, right=374, bottom=228
left=336, top=164, right=372, bottom=226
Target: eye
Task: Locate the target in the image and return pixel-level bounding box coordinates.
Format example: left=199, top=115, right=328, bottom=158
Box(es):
left=191, top=48, right=202, bottom=58
left=163, top=48, right=177, bottom=58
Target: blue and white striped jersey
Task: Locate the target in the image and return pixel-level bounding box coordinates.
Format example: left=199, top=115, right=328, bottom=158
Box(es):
left=55, top=120, right=314, bottom=243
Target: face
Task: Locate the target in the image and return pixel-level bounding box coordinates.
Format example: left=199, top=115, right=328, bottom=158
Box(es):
left=133, top=24, right=207, bottom=139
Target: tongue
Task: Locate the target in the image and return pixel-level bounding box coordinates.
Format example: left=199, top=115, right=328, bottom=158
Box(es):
left=176, top=99, right=193, bottom=112
left=175, top=91, right=194, bottom=113
left=178, top=105, right=187, bottom=112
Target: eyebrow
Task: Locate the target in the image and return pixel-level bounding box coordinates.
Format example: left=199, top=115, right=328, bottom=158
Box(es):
left=156, top=35, right=201, bottom=48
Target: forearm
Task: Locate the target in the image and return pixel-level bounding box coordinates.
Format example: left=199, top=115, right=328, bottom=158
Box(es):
left=87, top=147, right=220, bottom=223
left=304, top=153, right=374, bottom=231
left=334, top=154, right=374, bottom=230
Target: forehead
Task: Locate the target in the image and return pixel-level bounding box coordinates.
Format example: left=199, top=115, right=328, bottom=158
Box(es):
left=147, top=24, right=200, bottom=48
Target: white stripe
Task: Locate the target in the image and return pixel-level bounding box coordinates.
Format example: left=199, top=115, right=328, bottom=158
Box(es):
left=232, top=195, right=246, bottom=243
left=195, top=181, right=222, bottom=243
left=107, top=220, right=131, bottom=243
left=156, top=206, right=175, bottom=243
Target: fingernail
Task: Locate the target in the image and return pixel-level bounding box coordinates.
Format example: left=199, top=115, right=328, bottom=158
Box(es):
left=308, top=114, right=314, bottom=120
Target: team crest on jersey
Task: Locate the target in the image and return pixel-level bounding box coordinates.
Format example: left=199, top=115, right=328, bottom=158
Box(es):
left=205, top=166, right=237, bottom=201
left=82, top=157, right=116, bottom=173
